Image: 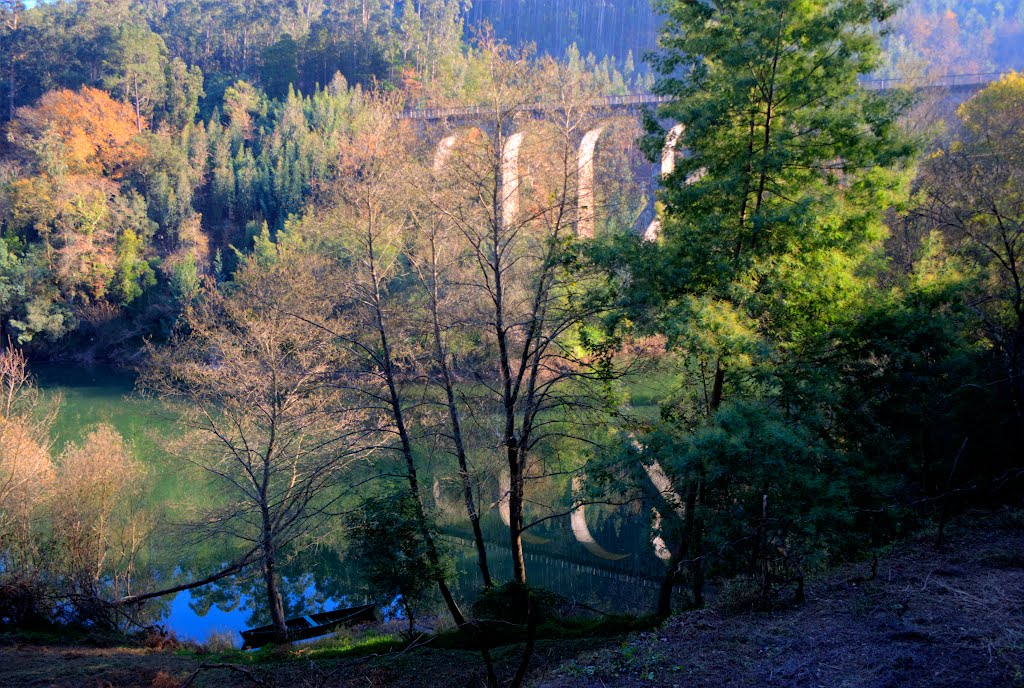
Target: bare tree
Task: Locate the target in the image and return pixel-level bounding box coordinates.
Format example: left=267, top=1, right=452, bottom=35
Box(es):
left=0, top=348, right=56, bottom=595
left=301, top=95, right=469, bottom=625
left=142, top=254, right=374, bottom=641
left=407, top=168, right=495, bottom=590
left=914, top=77, right=1024, bottom=413
left=430, top=39, right=622, bottom=585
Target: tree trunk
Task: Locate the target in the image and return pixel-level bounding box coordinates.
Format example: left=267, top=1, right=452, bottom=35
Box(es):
left=407, top=460, right=466, bottom=626
left=692, top=481, right=705, bottom=608
left=259, top=408, right=286, bottom=639
left=655, top=555, right=676, bottom=618
left=383, top=336, right=465, bottom=626
left=7, top=59, right=14, bottom=122
left=405, top=599, right=415, bottom=639
left=6, top=11, right=18, bottom=122
left=133, top=71, right=142, bottom=133
left=710, top=363, right=725, bottom=413
left=262, top=538, right=288, bottom=640
left=458, top=437, right=493, bottom=589
left=508, top=444, right=526, bottom=585
left=119, top=547, right=259, bottom=605
left=427, top=267, right=493, bottom=588
left=655, top=482, right=697, bottom=618
left=241, top=27, right=249, bottom=75
left=491, top=125, right=525, bottom=585
left=508, top=597, right=539, bottom=688
left=656, top=362, right=721, bottom=617
left=370, top=241, right=465, bottom=626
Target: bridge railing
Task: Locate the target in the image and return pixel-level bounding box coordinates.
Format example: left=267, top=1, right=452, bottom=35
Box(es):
left=401, top=73, right=1001, bottom=121
left=863, top=72, right=1001, bottom=91
left=400, top=94, right=672, bottom=121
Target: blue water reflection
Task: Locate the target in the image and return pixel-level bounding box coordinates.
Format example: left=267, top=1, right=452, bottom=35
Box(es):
left=160, top=536, right=662, bottom=645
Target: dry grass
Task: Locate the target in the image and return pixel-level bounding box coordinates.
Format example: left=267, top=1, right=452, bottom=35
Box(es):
left=198, top=629, right=239, bottom=654
left=149, top=671, right=182, bottom=688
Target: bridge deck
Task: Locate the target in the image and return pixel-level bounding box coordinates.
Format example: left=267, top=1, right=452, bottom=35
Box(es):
left=399, top=72, right=1000, bottom=122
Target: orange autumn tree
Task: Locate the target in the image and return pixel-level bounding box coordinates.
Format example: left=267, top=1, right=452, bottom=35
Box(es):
left=0, top=86, right=156, bottom=342
left=8, top=86, right=146, bottom=178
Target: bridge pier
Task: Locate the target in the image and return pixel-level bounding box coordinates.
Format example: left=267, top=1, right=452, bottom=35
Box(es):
left=577, top=127, right=605, bottom=240
left=501, top=132, right=525, bottom=229
left=433, top=134, right=458, bottom=171
left=644, top=123, right=685, bottom=241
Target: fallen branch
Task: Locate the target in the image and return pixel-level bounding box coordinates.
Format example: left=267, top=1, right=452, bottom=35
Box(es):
left=120, top=547, right=259, bottom=606
left=178, top=662, right=271, bottom=688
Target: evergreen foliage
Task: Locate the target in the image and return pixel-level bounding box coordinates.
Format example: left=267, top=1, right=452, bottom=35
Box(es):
left=348, top=494, right=451, bottom=637
left=592, top=0, right=1019, bottom=612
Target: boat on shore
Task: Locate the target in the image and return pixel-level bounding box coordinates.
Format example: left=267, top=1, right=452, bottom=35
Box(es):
left=240, top=603, right=376, bottom=649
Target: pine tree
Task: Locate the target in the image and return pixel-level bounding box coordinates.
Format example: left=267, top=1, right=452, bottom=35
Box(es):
left=631, top=0, right=915, bottom=615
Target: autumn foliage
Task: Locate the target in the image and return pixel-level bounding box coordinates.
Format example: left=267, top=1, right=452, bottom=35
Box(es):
left=0, top=348, right=146, bottom=629
left=9, top=87, right=146, bottom=178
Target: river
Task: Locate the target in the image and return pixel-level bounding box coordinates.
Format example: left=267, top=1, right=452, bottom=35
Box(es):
left=33, top=364, right=666, bottom=645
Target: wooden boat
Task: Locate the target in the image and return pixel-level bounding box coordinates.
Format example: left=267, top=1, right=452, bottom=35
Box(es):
left=240, top=603, right=376, bottom=649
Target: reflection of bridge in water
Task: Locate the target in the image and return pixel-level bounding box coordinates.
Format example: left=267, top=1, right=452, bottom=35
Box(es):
left=435, top=462, right=683, bottom=578
left=414, top=72, right=1000, bottom=242
left=441, top=534, right=662, bottom=615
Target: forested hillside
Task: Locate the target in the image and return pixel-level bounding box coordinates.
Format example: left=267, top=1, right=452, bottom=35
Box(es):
left=465, top=0, right=658, bottom=70
left=0, top=0, right=643, bottom=359
left=882, top=0, right=1024, bottom=76
left=466, top=0, right=1024, bottom=75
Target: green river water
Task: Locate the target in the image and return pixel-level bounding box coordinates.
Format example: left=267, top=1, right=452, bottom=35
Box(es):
left=33, top=365, right=665, bottom=645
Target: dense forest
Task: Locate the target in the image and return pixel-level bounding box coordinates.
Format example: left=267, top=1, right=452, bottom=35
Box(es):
left=465, top=0, right=659, bottom=68
left=466, top=0, right=1024, bottom=75
left=0, top=0, right=647, bottom=357
left=1, top=0, right=1022, bottom=357
left=0, top=1, right=1022, bottom=686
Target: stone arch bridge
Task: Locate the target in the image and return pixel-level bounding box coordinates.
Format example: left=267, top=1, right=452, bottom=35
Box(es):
left=401, top=72, right=998, bottom=243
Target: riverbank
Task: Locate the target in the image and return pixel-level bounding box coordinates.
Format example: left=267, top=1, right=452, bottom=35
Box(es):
left=3, top=512, right=1021, bottom=687
left=0, top=627, right=626, bottom=687
left=538, top=511, right=1024, bottom=688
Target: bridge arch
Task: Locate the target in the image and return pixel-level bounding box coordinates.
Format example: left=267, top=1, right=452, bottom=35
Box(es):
left=432, top=121, right=688, bottom=246
left=432, top=128, right=526, bottom=233
left=644, top=123, right=685, bottom=241
left=578, top=118, right=652, bottom=240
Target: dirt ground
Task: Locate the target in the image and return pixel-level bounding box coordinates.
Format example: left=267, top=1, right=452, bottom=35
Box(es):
left=536, top=518, right=1024, bottom=688
left=1, top=517, right=1021, bottom=688
left=0, top=634, right=608, bottom=688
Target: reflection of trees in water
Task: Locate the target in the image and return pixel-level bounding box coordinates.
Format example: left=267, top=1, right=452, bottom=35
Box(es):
left=145, top=524, right=664, bottom=638
left=144, top=466, right=663, bottom=630
left=184, top=547, right=364, bottom=628
left=35, top=372, right=666, bottom=628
